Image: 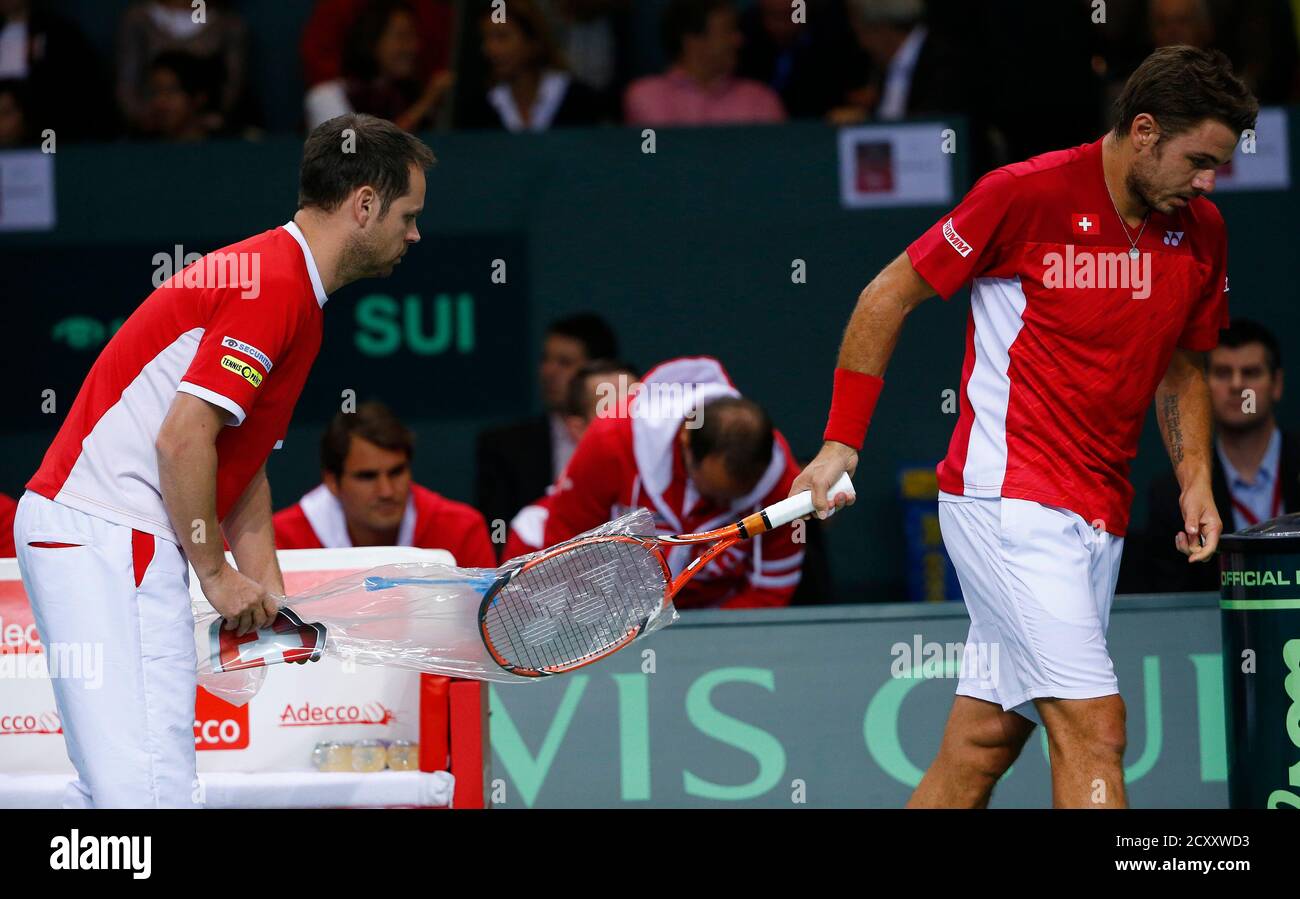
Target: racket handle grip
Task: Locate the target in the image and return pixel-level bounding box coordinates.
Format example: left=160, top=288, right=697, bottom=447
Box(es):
left=762, top=472, right=855, bottom=530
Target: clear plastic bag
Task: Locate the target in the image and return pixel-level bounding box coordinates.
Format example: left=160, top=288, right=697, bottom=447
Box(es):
left=195, top=509, right=677, bottom=705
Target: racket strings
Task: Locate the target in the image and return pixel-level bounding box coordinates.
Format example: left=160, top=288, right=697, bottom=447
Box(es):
left=502, top=548, right=642, bottom=669
left=484, top=539, right=668, bottom=672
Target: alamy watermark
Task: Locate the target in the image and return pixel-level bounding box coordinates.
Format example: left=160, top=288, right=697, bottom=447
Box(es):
left=890, top=635, right=1000, bottom=690
left=153, top=245, right=262, bottom=299
left=594, top=376, right=705, bottom=429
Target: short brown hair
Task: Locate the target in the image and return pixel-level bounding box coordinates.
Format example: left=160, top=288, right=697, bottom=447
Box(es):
left=320, top=401, right=415, bottom=477
left=564, top=359, right=640, bottom=419
left=479, top=0, right=567, bottom=77
left=298, top=114, right=435, bottom=216
left=1111, top=46, right=1258, bottom=141
left=687, top=396, right=774, bottom=487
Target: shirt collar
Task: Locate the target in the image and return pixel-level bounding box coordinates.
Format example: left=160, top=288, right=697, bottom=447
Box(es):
left=888, top=25, right=928, bottom=78
left=487, top=70, right=571, bottom=132
left=283, top=220, right=329, bottom=307
left=1217, top=427, right=1282, bottom=489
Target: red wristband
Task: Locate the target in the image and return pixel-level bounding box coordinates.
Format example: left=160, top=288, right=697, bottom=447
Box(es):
left=823, top=368, right=883, bottom=450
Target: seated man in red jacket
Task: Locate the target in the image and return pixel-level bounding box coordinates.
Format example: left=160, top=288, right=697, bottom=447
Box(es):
left=524, top=356, right=804, bottom=609
left=273, top=401, right=495, bottom=567
left=505, top=358, right=640, bottom=558
left=0, top=491, right=16, bottom=557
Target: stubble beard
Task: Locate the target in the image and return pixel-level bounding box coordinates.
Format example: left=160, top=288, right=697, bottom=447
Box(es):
left=338, top=230, right=389, bottom=284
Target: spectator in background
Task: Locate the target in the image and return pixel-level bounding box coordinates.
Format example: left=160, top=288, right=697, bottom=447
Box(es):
left=538, top=356, right=805, bottom=609
left=0, top=78, right=30, bottom=146
left=117, top=0, right=250, bottom=136
left=1148, top=0, right=1215, bottom=49
left=538, top=0, right=633, bottom=105
left=301, top=0, right=453, bottom=90
left=505, top=358, right=640, bottom=558
left=832, top=0, right=967, bottom=124
left=144, top=51, right=217, bottom=141
left=1222, top=0, right=1300, bottom=104
left=737, top=0, right=871, bottom=119
left=962, top=0, right=1105, bottom=174
left=304, top=0, right=454, bottom=132
left=1140, top=320, right=1300, bottom=592
left=458, top=0, right=608, bottom=131
left=623, top=0, right=785, bottom=126
left=274, top=402, right=495, bottom=567
left=0, top=0, right=111, bottom=140
left=475, top=313, right=618, bottom=549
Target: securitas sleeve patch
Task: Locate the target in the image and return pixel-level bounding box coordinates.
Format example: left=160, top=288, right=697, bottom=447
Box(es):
left=221, top=336, right=274, bottom=373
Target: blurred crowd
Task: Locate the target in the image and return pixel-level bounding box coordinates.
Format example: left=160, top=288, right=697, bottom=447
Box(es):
left=2, top=0, right=1298, bottom=172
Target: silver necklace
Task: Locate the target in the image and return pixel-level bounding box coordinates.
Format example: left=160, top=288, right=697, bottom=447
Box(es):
left=1104, top=180, right=1148, bottom=259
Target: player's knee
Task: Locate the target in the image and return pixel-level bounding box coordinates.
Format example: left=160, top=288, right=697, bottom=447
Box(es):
left=945, top=725, right=1028, bottom=779
left=1047, top=698, right=1127, bottom=761
left=975, top=741, right=1022, bottom=779
left=1086, top=720, right=1127, bottom=761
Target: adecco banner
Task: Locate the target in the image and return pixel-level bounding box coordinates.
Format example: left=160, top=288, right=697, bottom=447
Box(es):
left=0, top=547, right=449, bottom=776
left=486, top=597, right=1229, bottom=808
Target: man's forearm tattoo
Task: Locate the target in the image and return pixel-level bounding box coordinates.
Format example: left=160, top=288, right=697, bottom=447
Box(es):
left=1161, top=394, right=1184, bottom=465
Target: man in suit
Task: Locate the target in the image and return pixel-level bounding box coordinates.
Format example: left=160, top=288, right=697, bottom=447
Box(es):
left=474, top=313, right=618, bottom=553
left=841, top=0, right=969, bottom=122
left=736, top=0, right=871, bottom=119
left=1143, top=319, right=1300, bottom=592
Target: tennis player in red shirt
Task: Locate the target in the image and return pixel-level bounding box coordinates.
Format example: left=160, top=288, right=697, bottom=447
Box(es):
left=14, top=114, right=434, bottom=808
left=794, top=47, right=1258, bottom=807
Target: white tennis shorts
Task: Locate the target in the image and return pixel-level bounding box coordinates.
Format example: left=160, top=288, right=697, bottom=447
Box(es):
left=13, top=490, right=200, bottom=808
left=938, top=491, right=1124, bottom=722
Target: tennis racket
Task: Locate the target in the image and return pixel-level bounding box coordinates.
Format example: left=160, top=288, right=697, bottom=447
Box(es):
left=469, top=471, right=856, bottom=678
left=201, top=473, right=854, bottom=695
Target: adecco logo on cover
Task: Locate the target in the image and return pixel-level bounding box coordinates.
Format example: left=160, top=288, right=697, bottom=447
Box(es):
left=0, top=710, right=61, bottom=735
left=194, top=688, right=249, bottom=751
left=0, top=614, right=41, bottom=653
left=0, top=581, right=43, bottom=653
left=279, top=701, right=396, bottom=727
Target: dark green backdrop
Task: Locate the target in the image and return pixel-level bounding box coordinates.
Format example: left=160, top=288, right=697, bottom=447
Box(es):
left=3, top=115, right=1297, bottom=600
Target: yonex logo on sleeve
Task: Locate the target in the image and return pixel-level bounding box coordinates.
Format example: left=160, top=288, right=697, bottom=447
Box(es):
left=942, top=218, right=973, bottom=257
left=221, top=336, right=273, bottom=372
left=221, top=354, right=263, bottom=388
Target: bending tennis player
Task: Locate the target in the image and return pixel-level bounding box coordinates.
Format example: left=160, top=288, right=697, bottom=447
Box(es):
left=14, top=115, right=433, bottom=808
left=792, top=47, right=1258, bottom=808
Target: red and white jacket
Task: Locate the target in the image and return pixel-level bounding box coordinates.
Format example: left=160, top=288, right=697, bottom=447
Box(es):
left=0, top=492, right=16, bottom=558
left=273, top=482, right=497, bottom=568
left=516, top=357, right=804, bottom=609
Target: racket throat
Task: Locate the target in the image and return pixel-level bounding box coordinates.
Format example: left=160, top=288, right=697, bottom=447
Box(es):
left=669, top=537, right=738, bottom=597
left=737, top=510, right=772, bottom=539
